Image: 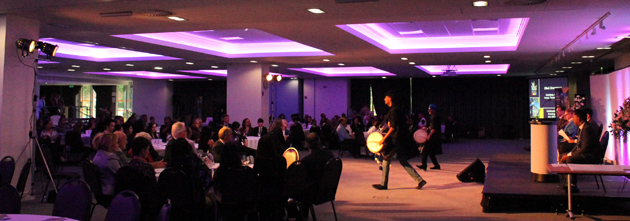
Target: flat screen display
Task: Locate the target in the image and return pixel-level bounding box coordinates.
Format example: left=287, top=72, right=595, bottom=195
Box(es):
left=529, top=77, right=568, bottom=119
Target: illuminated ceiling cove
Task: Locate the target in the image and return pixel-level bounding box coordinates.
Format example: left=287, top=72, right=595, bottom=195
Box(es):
left=40, top=38, right=180, bottom=62
left=337, top=18, right=529, bottom=54
left=113, top=29, right=333, bottom=58
left=416, top=64, right=511, bottom=75
left=289, top=66, right=395, bottom=77
left=84, top=71, right=203, bottom=79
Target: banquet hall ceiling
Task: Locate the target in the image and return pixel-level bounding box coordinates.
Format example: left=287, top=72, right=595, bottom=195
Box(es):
left=2, top=0, right=630, bottom=80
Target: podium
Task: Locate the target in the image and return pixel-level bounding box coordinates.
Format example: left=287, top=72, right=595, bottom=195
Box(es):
left=530, top=120, right=559, bottom=183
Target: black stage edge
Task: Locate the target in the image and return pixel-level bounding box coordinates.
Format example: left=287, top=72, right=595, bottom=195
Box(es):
left=481, top=153, right=630, bottom=216
left=531, top=173, right=559, bottom=183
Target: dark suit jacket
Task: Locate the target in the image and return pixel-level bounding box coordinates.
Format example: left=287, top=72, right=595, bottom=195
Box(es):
left=212, top=140, right=227, bottom=163
left=301, top=149, right=334, bottom=201
left=247, top=126, right=268, bottom=137
left=570, top=121, right=602, bottom=158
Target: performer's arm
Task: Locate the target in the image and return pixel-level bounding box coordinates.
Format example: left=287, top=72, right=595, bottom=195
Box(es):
left=379, top=122, right=393, bottom=145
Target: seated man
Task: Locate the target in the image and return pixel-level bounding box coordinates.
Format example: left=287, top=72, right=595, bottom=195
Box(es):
left=336, top=117, right=360, bottom=157
left=559, top=108, right=602, bottom=191
left=557, top=108, right=578, bottom=158
left=164, top=122, right=195, bottom=163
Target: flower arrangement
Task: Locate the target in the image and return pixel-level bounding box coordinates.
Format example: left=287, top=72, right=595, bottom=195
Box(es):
left=610, top=96, right=630, bottom=142
left=572, top=94, right=586, bottom=110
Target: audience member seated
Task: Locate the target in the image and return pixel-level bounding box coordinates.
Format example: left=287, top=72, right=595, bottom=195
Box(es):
left=40, top=119, right=63, bottom=162
left=160, top=116, right=173, bottom=142
left=230, top=121, right=247, bottom=146
left=189, top=118, right=202, bottom=143
left=247, top=118, right=268, bottom=137
left=64, top=121, right=92, bottom=160
left=164, top=122, right=195, bottom=163
left=290, top=132, right=334, bottom=219
left=147, top=122, right=159, bottom=139
left=198, top=126, right=215, bottom=153
left=212, top=144, right=246, bottom=199
left=253, top=135, right=287, bottom=220
left=169, top=138, right=213, bottom=215
left=269, top=119, right=289, bottom=155
left=113, top=131, right=131, bottom=166
left=309, top=119, right=322, bottom=139
left=559, top=109, right=603, bottom=190
left=212, top=126, right=232, bottom=163
left=336, top=117, right=360, bottom=157
left=91, top=118, right=115, bottom=144
left=92, top=133, right=123, bottom=199
left=288, top=119, right=306, bottom=150
left=134, top=132, right=166, bottom=168
left=56, top=115, right=71, bottom=135
left=240, top=118, right=253, bottom=138
left=128, top=137, right=157, bottom=183
left=558, top=108, right=578, bottom=158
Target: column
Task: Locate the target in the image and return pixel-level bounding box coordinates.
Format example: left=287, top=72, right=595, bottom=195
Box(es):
left=226, top=63, right=270, bottom=125
left=0, top=15, right=39, bottom=192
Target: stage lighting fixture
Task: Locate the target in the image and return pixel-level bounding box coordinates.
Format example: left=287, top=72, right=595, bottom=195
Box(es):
left=266, top=73, right=273, bottom=81
left=16, top=38, right=37, bottom=53
left=37, top=42, right=59, bottom=58
left=276, top=75, right=282, bottom=81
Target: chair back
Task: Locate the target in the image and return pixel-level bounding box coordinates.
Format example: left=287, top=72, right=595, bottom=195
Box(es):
left=283, top=147, right=300, bottom=169
left=53, top=179, right=93, bottom=221
left=105, top=190, right=141, bottom=221
left=158, top=168, right=201, bottom=220
left=314, top=158, right=343, bottom=205
left=220, top=165, right=257, bottom=205
left=81, top=159, right=109, bottom=207
left=284, top=161, right=308, bottom=200
left=16, top=159, right=31, bottom=197
left=157, top=199, right=172, bottom=221
left=600, top=131, right=610, bottom=160
left=0, top=156, right=15, bottom=185
left=116, top=166, right=163, bottom=221
left=0, top=183, right=21, bottom=214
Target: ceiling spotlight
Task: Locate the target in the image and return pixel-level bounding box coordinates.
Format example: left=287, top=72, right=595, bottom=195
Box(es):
left=307, top=8, right=325, bottom=14
left=167, top=16, right=187, bottom=21
left=266, top=74, right=273, bottom=81
left=485, top=60, right=491, bottom=63
left=562, top=66, right=572, bottom=69
left=168, top=79, right=174, bottom=81
left=126, top=64, right=134, bottom=67
left=71, top=65, right=80, bottom=68
left=338, top=63, right=345, bottom=66
left=68, top=69, right=75, bottom=72
left=323, top=59, right=330, bottom=62
left=596, top=47, right=611, bottom=50
left=250, top=60, right=258, bottom=63
left=208, top=79, right=213, bottom=81
left=581, top=55, right=595, bottom=59
left=186, top=62, right=194, bottom=65
left=483, top=55, right=491, bottom=58
left=571, top=61, right=582, bottom=64
left=401, top=57, right=408, bottom=60
left=154, top=67, right=163, bottom=70
left=409, top=62, right=416, bottom=65
left=276, top=75, right=282, bottom=81
left=432, top=76, right=436, bottom=78
left=103, top=68, right=111, bottom=71
left=556, top=70, right=564, bottom=73
left=382, top=77, right=387, bottom=79
left=271, top=64, right=279, bottom=67
left=37, top=66, right=43, bottom=69
left=211, top=66, right=219, bottom=68
left=472, top=1, right=488, bottom=7
left=599, top=21, right=606, bottom=30
left=496, top=75, right=501, bottom=77
left=37, top=42, right=59, bottom=58
left=591, top=28, right=596, bottom=35
left=16, top=38, right=37, bottom=53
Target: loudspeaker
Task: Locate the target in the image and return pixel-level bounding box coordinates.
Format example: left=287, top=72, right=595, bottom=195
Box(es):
left=456, top=158, right=485, bottom=183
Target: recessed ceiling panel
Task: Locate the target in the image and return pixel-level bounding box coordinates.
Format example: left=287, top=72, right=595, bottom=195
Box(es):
left=40, top=38, right=181, bottom=62
left=415, top=64, right=510, bottom=75
left=113, top=29, right=333, bottom=58
left=85, top=71, right=203, bottom=79
left=178, top=69, right=228, bottom=77
left=337, top=18, right=529, bottom=53
left=289, top=66, right=395, bottom=77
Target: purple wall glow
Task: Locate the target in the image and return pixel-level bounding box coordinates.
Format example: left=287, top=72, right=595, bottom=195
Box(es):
left=590, top=67, right=630, bottom=165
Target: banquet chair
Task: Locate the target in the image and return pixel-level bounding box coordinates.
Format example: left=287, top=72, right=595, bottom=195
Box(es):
left=16, top=158, right=31, bottom=198
left=594, top=128, right=610, bottom=192
left=158, top=168, right=205, bottom=221
left=105, top=190, right=141, bottom=221
left=157, top=199, right=171, bottom=221
left=52, top=179, right=92, bottom=221
left=115, top=166, right=164, bottom=221
left=284, top=161, right=307, bottom=201
left=0, top=182, right=21, bottom=214
left=309, top=158, right=343, bottom=221
left=283, top=147, right=300, bottom=169
left=0, top=156, right=15, bottom=185
left=81, top=159, right=111, bottom=219
left=216, top=165, right=258, bottom=220
left=37, top=144, right=81, bottom=203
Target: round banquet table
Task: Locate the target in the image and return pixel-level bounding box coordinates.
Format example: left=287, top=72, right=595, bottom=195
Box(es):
left=0, top=214, right=78, bottom=221
left=246, top=136, right=260, bottom=150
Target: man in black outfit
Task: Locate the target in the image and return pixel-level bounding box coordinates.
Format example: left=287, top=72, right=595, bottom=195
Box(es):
left=373, top=91, right=426, bottom=190
left=559, top=108, right=602, bottom=191
left=417, top=104, right=442, bottom=170
left=247, top=118, right=268, bottom=137
left=296, top=132, right=334, bottom=219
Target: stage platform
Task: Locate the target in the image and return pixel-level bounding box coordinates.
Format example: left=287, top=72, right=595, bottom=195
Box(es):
left=481, top=153, right=630, bottom=215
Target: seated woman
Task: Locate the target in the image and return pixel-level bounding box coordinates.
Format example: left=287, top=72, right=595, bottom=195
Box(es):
left=92, top=133, right=123, bottom=199
left=169, top=139, right=213, bottom=212
left=128, top=137, right=157, bottom=182
left=253, top=136, right=286, bottom=220
left=64, top=121, right=92, bottom=160
left=147, top=122, right=159, bottom=139
left=133, top=132, right=166, bottom=168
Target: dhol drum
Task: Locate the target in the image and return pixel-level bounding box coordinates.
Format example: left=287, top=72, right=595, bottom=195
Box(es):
left=413, top=129, right=428, bottom=144
left=366, top=132, right=384, bottom=153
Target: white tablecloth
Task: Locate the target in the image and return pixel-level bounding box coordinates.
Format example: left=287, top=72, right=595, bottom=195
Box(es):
left=246, top=136, right=260, bottom=150
left=1, top=214, right=78, bottom=221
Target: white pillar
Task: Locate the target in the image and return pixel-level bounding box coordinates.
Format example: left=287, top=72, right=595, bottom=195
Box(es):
left=226, top=63, right=270, bottom=125
left=0, top=14, right=39, bottom=192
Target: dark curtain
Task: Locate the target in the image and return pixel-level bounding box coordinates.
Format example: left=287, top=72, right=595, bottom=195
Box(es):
left=351, top=77, right=529, bottom=139
left=173, top=81, right=227, bottom=122
left=93, top=86, right=115, bottom=119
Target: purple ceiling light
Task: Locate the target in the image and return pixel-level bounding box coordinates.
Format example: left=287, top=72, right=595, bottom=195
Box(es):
left=113, top=29, right=333, bottom=58
left=39, top=38, right=180, bottom=62
left=178, top=69, right=228, bottom=77
left=416, top=64, right=510, bottom=75
left=84, top=71, right=204, bottom=79
left=337, top=18, right=529, bottom=53
left=289, top=66, right=395, bottom=77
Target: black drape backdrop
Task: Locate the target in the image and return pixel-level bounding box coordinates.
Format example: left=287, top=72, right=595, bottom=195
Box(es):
left=351, top=77, right=530, bottom=139
left=173, top=81, right=227, bottom=122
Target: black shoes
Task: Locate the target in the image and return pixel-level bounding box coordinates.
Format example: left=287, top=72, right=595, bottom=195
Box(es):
left=417, top=180, right=427, bottom=189
left=416, top=165, right=427, bottom=171
left=372, top=184, right=388, bottom=190
left=430, top=165, right=441, bottom=170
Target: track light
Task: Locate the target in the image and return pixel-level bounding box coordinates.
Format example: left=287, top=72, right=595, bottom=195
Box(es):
left=266, top=73, right=273, bottom=81
left=37, top=42, right=59, bottom=58
left=599, top=21, right=606, bottom=30
left=16, top=38, right=37, bottom=54
left=276, top=75, right=282, bottom=81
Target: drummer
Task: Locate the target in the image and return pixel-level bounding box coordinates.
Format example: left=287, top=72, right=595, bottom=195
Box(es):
left=372, top=91, right=427, bottom=190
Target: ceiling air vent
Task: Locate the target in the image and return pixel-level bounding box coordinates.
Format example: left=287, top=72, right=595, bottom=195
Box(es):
left=100, top=11, right=133, bottom=17
left=336, top=0, right=379, bottom=3
left=503, top=0, right=546, bottom=6
left=136, top=9, right=174, bottom=17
